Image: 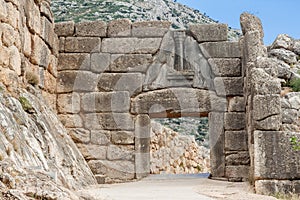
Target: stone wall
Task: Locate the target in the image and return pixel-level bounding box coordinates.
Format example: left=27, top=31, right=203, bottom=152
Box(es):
left=241, top=13, right=300, bottom=195
left=0, top=0, right=97, bottom=199
left=0, top=0, right=58, bottom=111
left=55, top=19, right=248, bottom=183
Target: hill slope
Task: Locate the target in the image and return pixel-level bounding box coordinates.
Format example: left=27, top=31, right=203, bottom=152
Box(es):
left=51, top=0, right=241, bottom=40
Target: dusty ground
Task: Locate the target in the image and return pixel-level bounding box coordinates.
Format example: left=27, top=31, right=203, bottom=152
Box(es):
left=78, top=175, right=277, bottom=200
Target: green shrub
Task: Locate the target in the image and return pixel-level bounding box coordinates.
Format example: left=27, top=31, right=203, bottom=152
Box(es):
left=290, top=136, right=300, bottom=151
left=19, top=96, right=33, bottom=113
left=285, top=79, right=300, bottom=92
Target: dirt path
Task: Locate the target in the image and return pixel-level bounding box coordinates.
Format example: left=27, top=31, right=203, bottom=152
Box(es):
left=77, top=175, right=277, bottom=200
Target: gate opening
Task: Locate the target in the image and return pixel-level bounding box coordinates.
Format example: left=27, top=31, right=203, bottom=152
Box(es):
left=150, top=117, right=210, bottom=175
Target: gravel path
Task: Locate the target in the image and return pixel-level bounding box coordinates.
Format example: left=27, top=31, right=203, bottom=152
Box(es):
left=77, top=175, right=277, bottom=200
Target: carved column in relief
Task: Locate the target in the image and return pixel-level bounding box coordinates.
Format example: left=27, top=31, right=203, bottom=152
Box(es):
left=173, top=31, right=186, bottom=71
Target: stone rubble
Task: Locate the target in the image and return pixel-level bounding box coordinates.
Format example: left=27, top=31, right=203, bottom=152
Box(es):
left=150, top=122, right=210, bottom=174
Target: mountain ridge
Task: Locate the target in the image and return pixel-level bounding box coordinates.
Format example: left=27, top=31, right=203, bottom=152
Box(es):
left=51, top=0, right=241, bottom=40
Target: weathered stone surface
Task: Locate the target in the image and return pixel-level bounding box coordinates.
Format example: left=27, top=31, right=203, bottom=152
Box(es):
left=101, top=38, right=161, bottom=54
left=88, top=160, right=135, bottom=180
left=286, top=92, right=300, bottom=110
left=107, top=19, right=131, bottom=37
left=65, top=37, right=101, bottom=53
left=59, top=37, right=65, bottom=52
left=91, top=53, right=110, bottom=73
left=189, top=24, right=228, bottom=42
left=214, top=77, right=243, bottom=96
left=81, top=92, right=130, bottom=113
left=91, top=130, right=111, bottom=145
left=254, top=131, right=300, bottom=180
left=107, top=145, right=134, bottom=161
left=41, top=16, right=55, bottom=48
left=270, top=34, right=294, bottom=50
left=24, top=0, right=41, bottom=34
left=77, top=144, right=107, bottom=160
left=8, top=46, right=21, bottom=75
left=226, top=152, right=250, bottom=165
left=293, top=40, right=300, bottom=55
left=254, top=115, right=281, bottom=131
left=132, top=21, right=170, bottom=37
left=0, top=0, right=7, bottom=22
left=200, top=42, right=241, bottom=58
left=225, top=131, right=248, bottom=151
left=98, top=73, right=144, bottom=95
left=75, top=20, right=107, bottom=37
left=240, top=12, right=264, bottom=39
left=269, top=48, right=297, bottom=64
left=209, top=58, right=241, bottom=77
left=228, top=97, right=245, bottom=112
left=252, top=95, right=281, bottom=121
left=135, top=114, right=151, bottom=151
left=209, top=112, right=225, bottom=177
left=131, top=88, right=212, bottom=115
left=255, top=180, right=294, bottom=195
left=57, top=71, right=98, bottom=93
left=110, top=54, right=152, bottom=72
left=111, top=131, right=134, bottom=145
left=250, top=68, right=281, bottom=95
left=243, top=31, right=267, bottom=64
left=135, top=152, right=150, bottom=179
left=84, top=113, right=134, bottom=131
left=58, top=53, right=90, bottom=71
left=57, top=93, right=80, bottom=114
left=226, top=166, right=249, bottom=180
left=54, top=21, right=75, bottom=36
left=224, top=113, right=245, bottom=130
left=282, top=108, right=298, bottom=124
left=59, top=114, right=83, bottom=128
left=67, top=128, right=90, bottom=144
left=0, top=45, right=10, bottom=67
left=31, top=35, right=50, bottom=68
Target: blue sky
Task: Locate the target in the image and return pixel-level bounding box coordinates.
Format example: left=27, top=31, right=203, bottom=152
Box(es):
left=177, top=0, right=299, bottom=45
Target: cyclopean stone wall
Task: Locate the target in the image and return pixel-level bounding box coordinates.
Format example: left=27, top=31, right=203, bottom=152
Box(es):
left=0, top=0, right=58, bottom=111
left=241, top=13, right=300, bottom=195
left=55, top=19, right=248, bottom=183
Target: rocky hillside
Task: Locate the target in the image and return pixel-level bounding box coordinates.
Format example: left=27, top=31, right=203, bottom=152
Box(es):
left=51, top=0, right=241, bottom=40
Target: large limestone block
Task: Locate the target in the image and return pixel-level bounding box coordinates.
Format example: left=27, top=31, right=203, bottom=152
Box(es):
left=31, top=35, right=51, bottom=68
left=88, top=160, right=135, bottom=180
left=57, top=93, right=80, bottom=114
left=225, top=131, right=248, bottom=151
left=91, top=53, right=110, bottom=73
left=214, top=77, right=243, bottom=96
left=240, top=12, right=264, bottom=39
left=110, top=54, right=152, bottom=72
left=255, top=180, right=294, bottom=196
left=54, top=21, right=75, bottom=36
left=59, top=114, right=83, bottom=128
left=77, top=144, right=107, bottom=160
left=97, top=73, right=144, bottom=95
left=107, top=145, right=134, bottom=161
left=226, top=152, right=250, bottom=165
left=41, top=16, right=55, bottom=48
left=200, top=42, right=241, bottom=58
left=65, top=37, right=101, bottom=53
left=58, top=53, right=90, bottom=71
left=131, top=88, right=212, bottom=115
left=84, top=113, right=134, bottom=131
left=101, top=38, right=162, bottom=54
left=252, top=95, right=281, bottom=121
left=209, top=58, right=241, bottom=77
left=254, top=131, right=300, bottom=180
left=91, top=130, right=111, bottom=145
left=107, top=19, right=131, bottom=37
left=81, top=91, right=130, bottom=113
left=132, top=21, right=170, bottom=37
left=0, top=0, right=7, bottom=21
left=228, top=97, right=245, bottom=112
left=75, top=20, right=107, bottom=37
left=24, top=0, right=41, bottom=34
left=57, top=71, right=98, bottom=93
left=209, top=112, right=225, bottom=177
left=269, top=48, right=297, bottom=65
left=67, top=128, right=91, bottom=144
left=189, top=24, right=228, bottom=42
left=224, top=112, right=245, bottom=130
left=226, top=165, right=249, bottom=181
left=254, top=114, right=281, bottom=131
left=111, top=131, right=134, bottom=145
left=8, top=46, right=21, bottom=75
left=0, top=22, right=17, bottom=47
